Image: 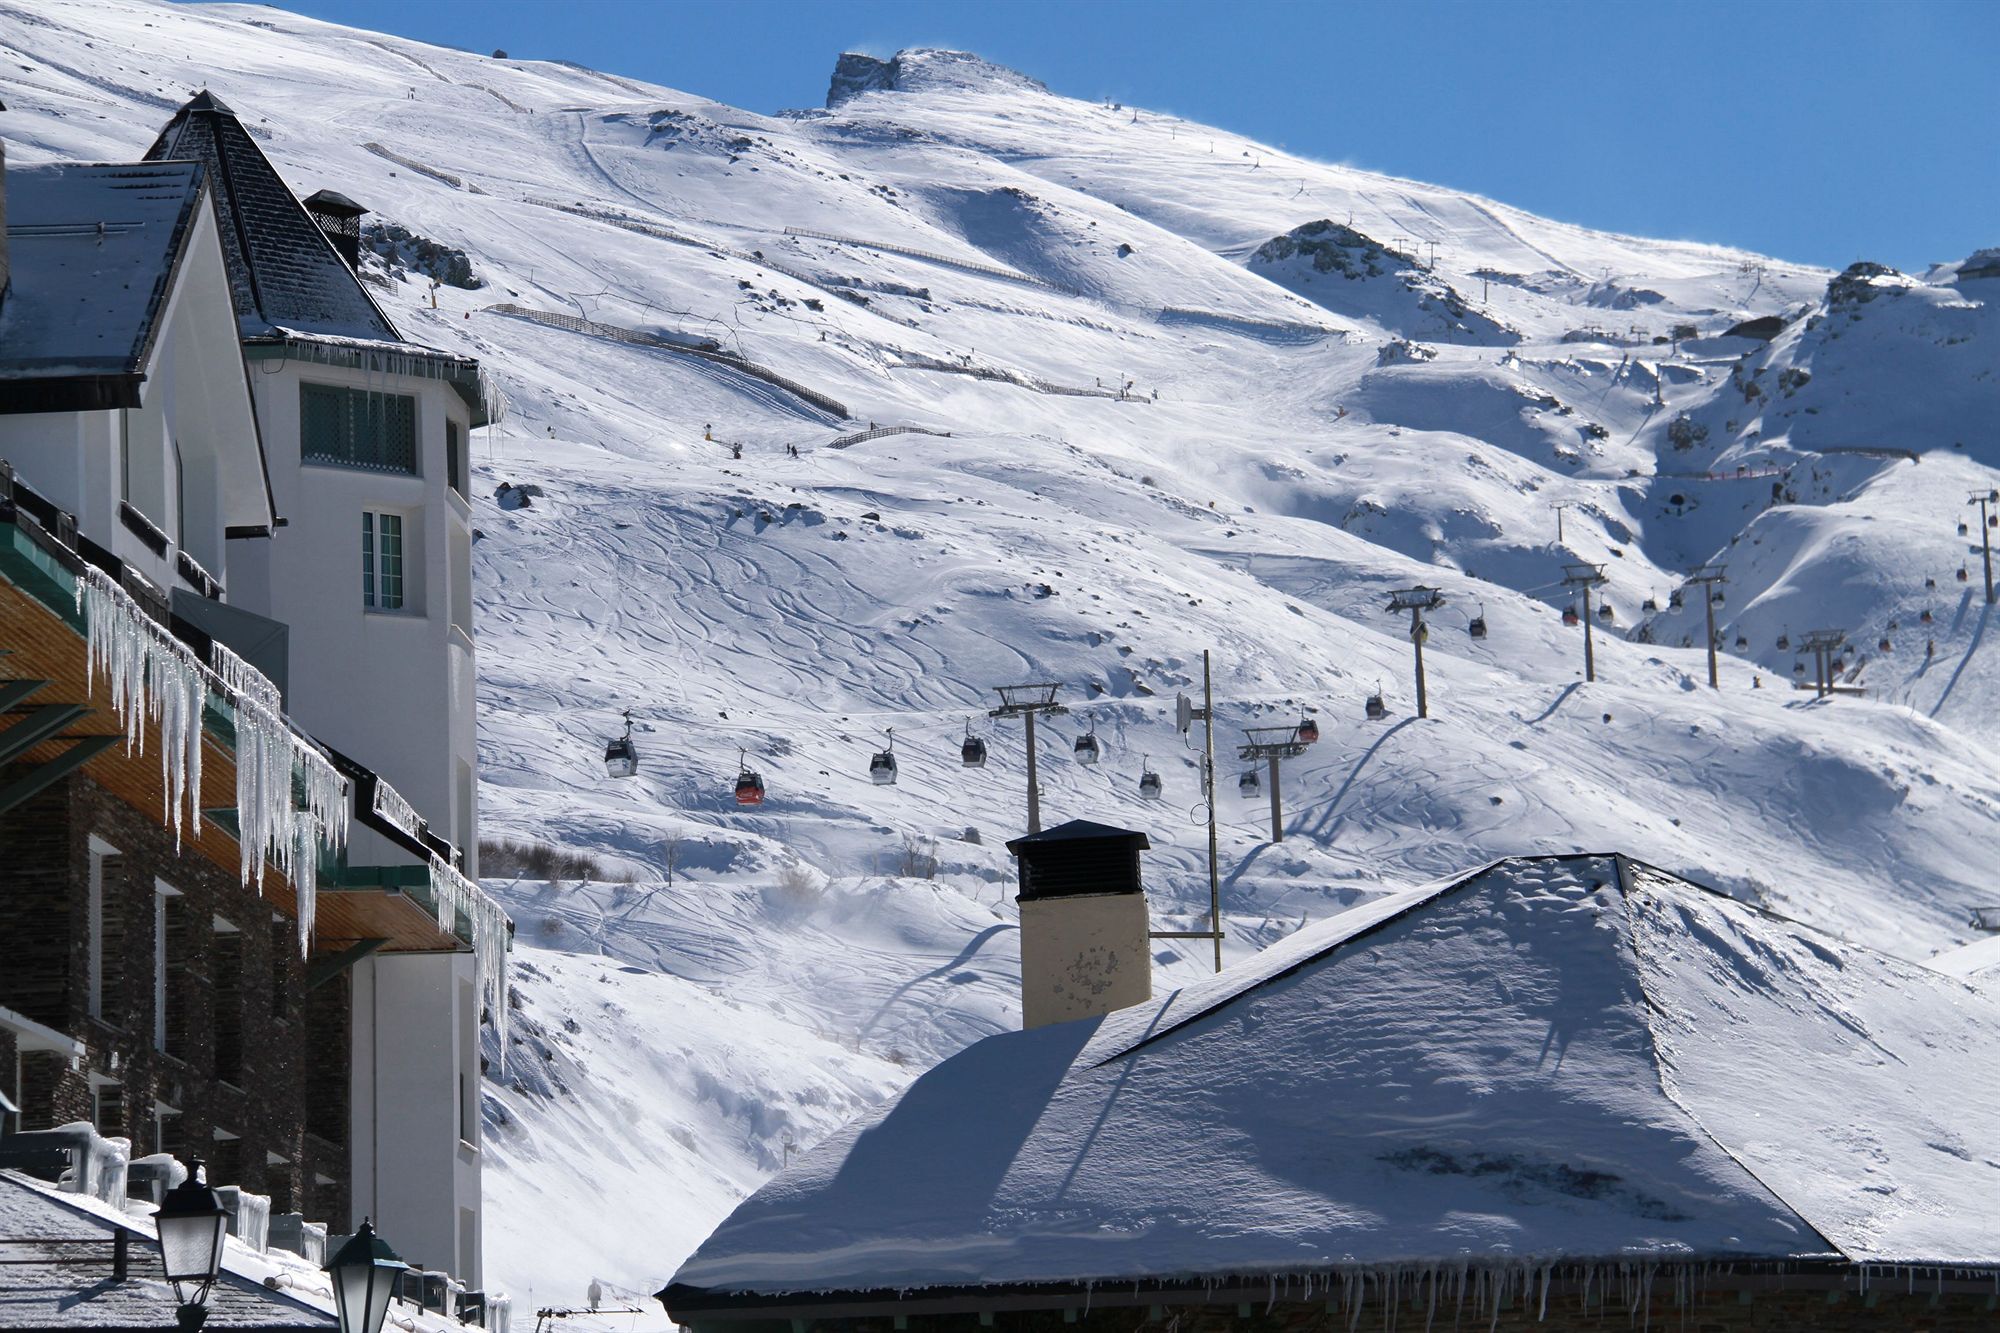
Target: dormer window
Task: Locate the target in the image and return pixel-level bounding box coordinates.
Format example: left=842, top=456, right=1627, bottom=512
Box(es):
left=302, top=383, right=417, bottom=474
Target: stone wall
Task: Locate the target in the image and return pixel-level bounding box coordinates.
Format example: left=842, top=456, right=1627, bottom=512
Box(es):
left=0, top=771, right=350, bottom=1228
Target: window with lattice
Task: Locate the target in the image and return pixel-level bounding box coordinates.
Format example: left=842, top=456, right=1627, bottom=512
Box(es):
left=301, top=383, right=418, bottom=474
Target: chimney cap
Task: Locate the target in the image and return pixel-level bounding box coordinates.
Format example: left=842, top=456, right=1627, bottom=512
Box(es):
left=303, top=189, right=367, bottom=217
left=1006, top=819, right=1150, bottom=858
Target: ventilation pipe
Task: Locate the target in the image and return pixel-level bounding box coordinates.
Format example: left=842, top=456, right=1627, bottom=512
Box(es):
left=1005, top=820, right=1153, bottom=1029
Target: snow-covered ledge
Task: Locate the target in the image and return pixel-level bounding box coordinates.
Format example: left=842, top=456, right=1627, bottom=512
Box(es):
left=76, top=564, right=350, bottom=951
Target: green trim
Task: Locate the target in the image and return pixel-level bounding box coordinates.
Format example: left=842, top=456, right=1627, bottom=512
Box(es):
left=0, top=524, right=83, bottom=630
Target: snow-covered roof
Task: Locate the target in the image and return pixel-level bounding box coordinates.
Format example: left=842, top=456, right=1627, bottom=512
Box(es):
left=144, top=91, right=401, bottom=344
left=0, top=161, right=207, bottom=410
left=0, top=1170, right=334, bottom=1329
left=1930, top=932, right=2000, bottom=981
left=668, top=855, right=2000, bottom=1303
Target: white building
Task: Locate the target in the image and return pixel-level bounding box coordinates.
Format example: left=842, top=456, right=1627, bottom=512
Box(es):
left=137, top=91, right=494, bottom=1287
left=0, top=154, right=274, bottom=609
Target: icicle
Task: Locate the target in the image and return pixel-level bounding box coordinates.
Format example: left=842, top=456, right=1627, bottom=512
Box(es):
left=429, top=853, right=512, bottom=1067
left=210, top=642, right=348, bottom=950
left=78, top=566, right=204, bottom=847
left=370, top=777, right=424, bottom=841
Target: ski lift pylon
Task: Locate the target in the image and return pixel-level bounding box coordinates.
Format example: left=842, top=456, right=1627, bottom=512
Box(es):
left=869, top=728, right=898, bottom=785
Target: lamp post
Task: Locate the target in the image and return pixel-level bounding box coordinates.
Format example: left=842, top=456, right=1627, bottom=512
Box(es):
left=154, top=1161, right=228, bottom=1333
left=326, top=1221, right=410, bottom=1333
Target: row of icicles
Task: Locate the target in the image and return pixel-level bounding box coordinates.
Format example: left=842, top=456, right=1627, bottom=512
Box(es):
left=600, top=710, right=1361, bottom=805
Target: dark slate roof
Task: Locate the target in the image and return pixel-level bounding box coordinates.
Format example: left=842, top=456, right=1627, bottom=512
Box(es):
left=1005, top=819, right=1150, bottom=853
left=144, top=91, right=401, bottom=344
left=302, top=189, right=365, bottom=216
left=0, top=1171, right=335, bottom=1329
left=0, top=162, right=207, bottom=413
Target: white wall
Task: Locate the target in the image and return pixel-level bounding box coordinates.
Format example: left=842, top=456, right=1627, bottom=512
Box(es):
left=0, top=200, right=264, bottom=597
left=349, top=950, right=482, bottom=1286
left=231, top=359, right=477, bottom=874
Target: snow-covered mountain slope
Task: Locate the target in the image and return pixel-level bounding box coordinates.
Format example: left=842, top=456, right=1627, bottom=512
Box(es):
left=7, top=2, right=2000, bottom=1313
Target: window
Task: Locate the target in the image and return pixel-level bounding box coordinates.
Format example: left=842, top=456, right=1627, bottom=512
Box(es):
left=446, top=421, right=466, bottom=497
left=301, top=383, right=417, bottom=474
left=362, top=511, right=405, bottom=610
left=87, top=838, right=117, bottom=1021
left=213, top=917, right=243, bottom=1085
left=154, top=881, right=184, bottom=1056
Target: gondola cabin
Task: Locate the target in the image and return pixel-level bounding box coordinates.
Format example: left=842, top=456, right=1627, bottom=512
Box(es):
left=961, top=735, right=988, bottom=768
left=735, top=771, right=766, bottom=806
left=605, top=716, right=639, bottom=778
left=1296, top=718, right=1320, bottom=744
left=1365, top=692, right=1387, bottom=721
left=1074, top=733, right=1101, bottom=766
left=1238, top=768, right=1260, bottom=798
left=1138, top=769, right=1163, bottom=800
left=1598, top=602, right=1614, bottom=622
left=869, top=751, right=898, bottom=785
left=1562, top=605, right=1580, bottom=628
left=1468, top=613, right=1487, bottom=639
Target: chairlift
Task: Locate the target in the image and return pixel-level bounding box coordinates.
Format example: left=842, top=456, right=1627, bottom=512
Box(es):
left=604, top=712, right=639, bottom=779
left=1138, top=757, right=1164, bottom=801
left=1365, top=689, right=1387, bottom=721
left=1074, top=723, right=1101, bottom=766
left=1296, top=715, right=1320, bottom=744
left=869, top=728, right=898, bottom=786
left=1468, top=604, right=1488, bottom=639
left=1561, top=604, right=1580, bottom=628
left=959, top=721, right=988, bottom=769
left=733, top=749, right=766, bottom=807
left=1238, top=767, right=1261, bottom=798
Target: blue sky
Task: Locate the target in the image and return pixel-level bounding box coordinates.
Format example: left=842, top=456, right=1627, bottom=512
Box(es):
left=247, top=0, right=1996, bottom=273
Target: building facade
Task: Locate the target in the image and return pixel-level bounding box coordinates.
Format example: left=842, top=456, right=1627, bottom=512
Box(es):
left=0, top=96, right=504, bottom=1296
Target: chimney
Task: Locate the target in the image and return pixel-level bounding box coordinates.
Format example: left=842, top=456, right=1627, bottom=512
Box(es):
left=1005, top=820, right=1154, bottom=1029
left=302, top=188, right=366, bottom=269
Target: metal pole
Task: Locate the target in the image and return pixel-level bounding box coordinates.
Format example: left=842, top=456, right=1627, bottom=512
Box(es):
left=1982, top=497, right=1995, bottom=606
left=1703, top=588, right=1718, bottom=688
left=1204, top=650, right=1220, bottom=973
left=1024, top=709, right=1041, bottom=834
left=1582, top=585, right=1596, bottom=683
left=1267, top=754, right=1282, bottom=844
left=1411, top=607, right=1429, bottom=718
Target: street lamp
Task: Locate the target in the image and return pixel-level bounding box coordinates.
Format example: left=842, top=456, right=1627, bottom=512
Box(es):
left=154, top=1161, right=228, bottom=1332
left=326, top=1220, right=410, bottom=1333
